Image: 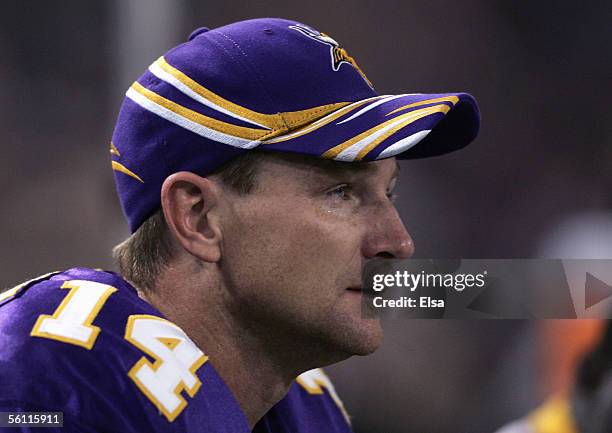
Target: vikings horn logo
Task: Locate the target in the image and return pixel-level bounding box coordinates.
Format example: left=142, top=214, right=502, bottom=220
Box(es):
left=289, top=24, right=373, bottom=88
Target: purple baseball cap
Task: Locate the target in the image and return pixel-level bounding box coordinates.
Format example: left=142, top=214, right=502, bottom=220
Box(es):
left=111, top=18, right=480, bottom=232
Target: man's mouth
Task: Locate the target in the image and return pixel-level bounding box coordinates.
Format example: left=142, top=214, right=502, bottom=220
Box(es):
left=347, top=286, right=373, bottom=299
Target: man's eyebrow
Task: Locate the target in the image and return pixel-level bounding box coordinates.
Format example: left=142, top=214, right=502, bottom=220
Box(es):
left=312, top=160, right=401, bottom=182
left=300, top=158, right=373, bottom=177
left=275, top=153, right=399, bottom=179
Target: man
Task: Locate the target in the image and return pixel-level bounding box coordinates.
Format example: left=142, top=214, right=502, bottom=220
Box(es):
left=0, top=18, right=479, bottom=432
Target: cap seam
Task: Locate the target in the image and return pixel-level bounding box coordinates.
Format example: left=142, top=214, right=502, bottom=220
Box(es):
left=257, top=102, right=351, bottom=141
left=213, top=31, right=291, bottom=131
left=159, top=137, right=172, bottom=187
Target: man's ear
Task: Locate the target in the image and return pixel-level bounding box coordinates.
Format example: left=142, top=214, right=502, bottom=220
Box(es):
left=160, top=171, right=223, bottom=263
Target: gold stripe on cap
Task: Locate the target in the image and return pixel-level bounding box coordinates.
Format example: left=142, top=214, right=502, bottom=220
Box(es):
left=109, top=142, right=121, bottom=157
left=356, top=105, right=451, bottom=160
left=263, top=97, right=384, bottom=144
left=131, top=82, right=268, bottom=140
left=156, top=57, right=281, bottom=129
left=385, top=96, right=459, bottom=117
left=112, top=161, right=144, bottom=183
left=156, top=57, right=350, bottom=132
left=323, top=104, right=451, bottom=160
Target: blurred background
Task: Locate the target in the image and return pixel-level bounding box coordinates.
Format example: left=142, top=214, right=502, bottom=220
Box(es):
left=1, top=1, right=611, bottom=432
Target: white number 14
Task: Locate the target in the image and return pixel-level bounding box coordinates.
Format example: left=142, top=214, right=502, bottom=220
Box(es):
left=30, top=281, right=207, bottom=422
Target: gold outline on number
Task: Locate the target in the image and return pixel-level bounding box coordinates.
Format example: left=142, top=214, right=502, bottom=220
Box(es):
left=1, top=271, right=60, bottom=303
left=30, top=281, right=117, bottom=349
left=296, top=375, right=325, bottom=395
left=124, top=314, right=208, bottom=422
left=0, top=286, right=21, bottom=303
left=296, top=369, right=351, bottom=423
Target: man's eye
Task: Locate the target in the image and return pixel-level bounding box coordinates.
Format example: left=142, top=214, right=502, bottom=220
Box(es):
left=327, top=184, right=351, bottom=200
left=387, top=191, right=398, bottom=203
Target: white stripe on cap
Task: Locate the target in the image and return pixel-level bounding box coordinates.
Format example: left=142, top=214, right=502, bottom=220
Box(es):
left=148, top=60, right=270, bottom=130
left=333, top=115, right=418, bottom=161
left=376, top=130, right=431, bottom=159
left=336, top=94, right=415, bottom=125
left=126, top=87, right=261, bottom=149
left=264, top=95, right=385, bottom=144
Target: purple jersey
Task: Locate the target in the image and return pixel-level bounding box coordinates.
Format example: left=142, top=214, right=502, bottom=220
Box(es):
left=255, top=369, right=352, bottom=433
left=0, top=268, right=353, bottom=432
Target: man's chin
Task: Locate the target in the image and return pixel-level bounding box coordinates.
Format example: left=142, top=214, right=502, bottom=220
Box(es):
left=331, top=318, right=384, bottom=357
left=350, top=320, right=384, bottom=355
left=292, top=318, right=383, bottom=368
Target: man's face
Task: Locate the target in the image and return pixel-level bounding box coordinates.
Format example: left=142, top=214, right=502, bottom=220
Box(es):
left=217, top=154, right=413, bottom=364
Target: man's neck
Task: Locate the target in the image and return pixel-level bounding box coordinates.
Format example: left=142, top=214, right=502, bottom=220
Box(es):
left=137, top=267, right=298, bottom=429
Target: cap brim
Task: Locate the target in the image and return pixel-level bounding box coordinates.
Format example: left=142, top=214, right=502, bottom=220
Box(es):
left=260, top=93, right=480, bottom=161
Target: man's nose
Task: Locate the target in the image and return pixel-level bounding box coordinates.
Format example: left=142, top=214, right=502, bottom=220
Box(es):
left=362, top=204, right=414, bottom=259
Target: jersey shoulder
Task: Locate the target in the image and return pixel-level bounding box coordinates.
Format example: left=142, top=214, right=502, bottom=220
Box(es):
left=0, top=269, right=163, bottom=432
left=254, top=368, right=353, bottom=433
left=0, top=268, right=250, bottom=433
